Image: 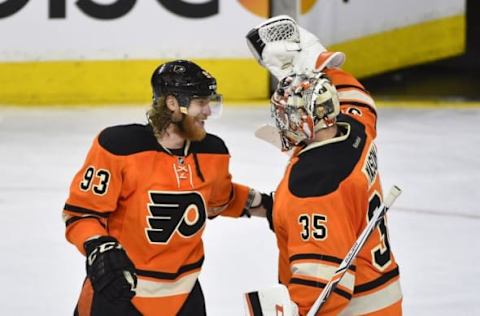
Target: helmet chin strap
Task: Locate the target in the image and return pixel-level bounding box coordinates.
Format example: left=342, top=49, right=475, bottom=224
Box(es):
left=180, top=106, right=188, bottom=115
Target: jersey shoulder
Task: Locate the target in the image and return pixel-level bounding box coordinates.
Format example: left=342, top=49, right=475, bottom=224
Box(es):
left=326, top=68, right=377, bottom=117
left=98, top=124, right=160, bottom=156
left=325, top=68, right=365, bottom=90
left=289, top=114, right=367, bottom=197
left=190, top=133, right=229, bottom=155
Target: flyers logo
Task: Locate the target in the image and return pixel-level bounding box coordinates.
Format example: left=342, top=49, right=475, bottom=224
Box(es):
left=146, top=191, right=207, bottom=244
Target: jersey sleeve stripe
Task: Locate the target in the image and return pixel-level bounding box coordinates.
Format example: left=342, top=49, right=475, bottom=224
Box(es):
left=291, top=262, right=355, bottom=293
left=65, top=215, right=106, bottom=228
left=245, top=292, right=263, bottom=316
left=353, top=267, right=400, bottom=294
left=342, top=279, right=402, bottom=315
left=338, top=90, right=376, bottom=111
left=136, top=271, right=200, bottom=298
left=136, top=256, right=204, bottom=280
left=335, top=84, right=369, bottom=94
left=340, top=101, right=377, bottom=116
left=289, top=277, right=352, bottom=300
left=64, top=203, right=112, bottom=218
left=289, top=253, right=356, bottom=272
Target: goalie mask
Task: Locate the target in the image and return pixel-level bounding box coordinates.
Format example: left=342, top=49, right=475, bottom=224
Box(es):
left=270, top=72, right=340, bottom=151
left=150, top=60, right=223, bottom=117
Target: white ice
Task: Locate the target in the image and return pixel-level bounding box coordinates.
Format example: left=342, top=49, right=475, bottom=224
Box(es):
left=0, top=104, right=479, bottom=315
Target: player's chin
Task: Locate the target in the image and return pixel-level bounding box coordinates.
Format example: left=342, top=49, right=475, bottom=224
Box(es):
left=183, top=116, right=207, bottom=141
left=189, top=128, right=206, bottom=141
left=195, top=119, right=205, bottom=128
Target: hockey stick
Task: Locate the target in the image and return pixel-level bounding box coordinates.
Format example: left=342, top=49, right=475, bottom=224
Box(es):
left=305, top=185, right=402, bottom=316
left=254, top=124, right=283, bottom=151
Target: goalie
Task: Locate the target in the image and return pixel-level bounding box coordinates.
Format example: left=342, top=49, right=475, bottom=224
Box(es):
left=245, top=16, right=403, bottom=316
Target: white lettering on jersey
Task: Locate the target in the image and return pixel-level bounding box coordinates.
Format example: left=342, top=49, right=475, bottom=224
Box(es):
left=362, top=143, right=378, bottom=188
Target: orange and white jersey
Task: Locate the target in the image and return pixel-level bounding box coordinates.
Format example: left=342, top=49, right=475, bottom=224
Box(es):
left=63, top=124, right=251, bottom=316
left=271, top=68, right=402, bottom=315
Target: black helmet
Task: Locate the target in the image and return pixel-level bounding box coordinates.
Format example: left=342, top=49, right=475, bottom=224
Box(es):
left=151, top=60, right=217, bottom=106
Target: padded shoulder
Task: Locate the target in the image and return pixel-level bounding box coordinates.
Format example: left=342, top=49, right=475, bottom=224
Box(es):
left=289, top=115, right=367, bottom=197
left=190, top=133, right=229, bottom=155
left=98, top=124, right=160, bottom=156
left=324, top=68, right=366, bottom=91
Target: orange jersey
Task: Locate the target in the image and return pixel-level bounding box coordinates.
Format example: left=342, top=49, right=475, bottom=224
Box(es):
left=271, top=68, right=402, bottom=316
left=63, top=124, right=251, bottom=316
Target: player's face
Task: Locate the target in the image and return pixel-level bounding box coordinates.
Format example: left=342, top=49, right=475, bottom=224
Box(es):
left=176, top=97, right=211, bottom=141
left=187, top=97, right=212, bottom=123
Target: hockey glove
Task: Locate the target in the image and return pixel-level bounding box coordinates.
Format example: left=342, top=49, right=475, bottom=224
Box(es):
left=246, top=15, right=344, bottom=79
left=261, top=193, right=275, bottom=232
left=249, top=190, right=275, bottom=230
left=84, top=236, right=137, bottom=302
left=246, top=15, right=301, bottom=79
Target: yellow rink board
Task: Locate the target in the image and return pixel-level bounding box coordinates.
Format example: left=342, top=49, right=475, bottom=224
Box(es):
left=0, top=14, right=465, bottom=105
left=0, top=59, right=269, bottom=105
left=330, top=15, right=465, bottom=78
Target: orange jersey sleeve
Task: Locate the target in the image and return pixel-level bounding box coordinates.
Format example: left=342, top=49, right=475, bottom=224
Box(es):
left=63, top=135, right=125, bottom=254
left=220, top=182, right=251, bottom=217
left=325, top=67, right=378, bottom=138
left=199, top=151, right=251, bottom=218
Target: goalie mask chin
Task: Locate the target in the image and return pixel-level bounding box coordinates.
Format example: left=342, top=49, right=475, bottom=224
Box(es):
left=270, top=72, right=340, bottom=151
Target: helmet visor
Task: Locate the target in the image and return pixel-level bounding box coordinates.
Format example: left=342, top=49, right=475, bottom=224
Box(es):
left=207, top=94, right=223, bottom=118
left=187, top=94, right=223, bottom=119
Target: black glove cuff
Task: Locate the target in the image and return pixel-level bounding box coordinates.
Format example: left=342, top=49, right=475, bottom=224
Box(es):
left=261, top=193, right=275, bottom=232
left=84, top=236, right=118, bottom=255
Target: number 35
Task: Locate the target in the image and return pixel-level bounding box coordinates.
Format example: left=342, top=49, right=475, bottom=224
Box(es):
left=298, top=214, right=328, bottom=241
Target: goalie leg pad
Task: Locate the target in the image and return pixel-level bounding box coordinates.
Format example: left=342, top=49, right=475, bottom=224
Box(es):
left=244, top=284, right=298, bottom=316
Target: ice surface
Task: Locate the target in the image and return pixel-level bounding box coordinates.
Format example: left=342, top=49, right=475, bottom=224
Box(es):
left=0, top=104, right=479, bottom=315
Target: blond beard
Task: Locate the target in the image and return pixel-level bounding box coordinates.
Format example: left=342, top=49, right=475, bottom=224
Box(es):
left=174, top=114, right=207, bottom=141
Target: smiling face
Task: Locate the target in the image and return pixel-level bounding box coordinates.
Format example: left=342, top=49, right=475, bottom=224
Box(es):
left=182, top=97, right=212, bottom=141
left=186, top=97, right=212, bottom=121
left=166, top=95, right=212, bottom=141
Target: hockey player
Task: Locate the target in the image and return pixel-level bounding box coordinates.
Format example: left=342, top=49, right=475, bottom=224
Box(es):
left=245, top=17, right=403, bottom=315
left=63, top=60, right=268, bottom=316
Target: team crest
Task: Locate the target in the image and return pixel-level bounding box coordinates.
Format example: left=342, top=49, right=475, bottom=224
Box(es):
left=145, top=191, right=207, bottom=244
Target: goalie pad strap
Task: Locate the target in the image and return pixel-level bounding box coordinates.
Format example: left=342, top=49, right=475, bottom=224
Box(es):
left=245, top=292, right=264, bottom=316
left=246, top=29, right=264, bottom=63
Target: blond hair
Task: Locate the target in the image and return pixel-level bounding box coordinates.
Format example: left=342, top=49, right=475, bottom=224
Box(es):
left=146, top=96, right=172, bottom=138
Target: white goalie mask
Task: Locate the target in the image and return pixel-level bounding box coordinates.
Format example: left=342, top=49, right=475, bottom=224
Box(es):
left=270, top=72, right=340, bottom=151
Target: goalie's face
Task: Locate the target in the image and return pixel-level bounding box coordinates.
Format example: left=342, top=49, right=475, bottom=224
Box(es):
left=270, top=73, right=339, bottom=151
left=271, top=95, right=315, bottom=151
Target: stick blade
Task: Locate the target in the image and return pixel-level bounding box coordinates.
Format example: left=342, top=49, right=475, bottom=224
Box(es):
left=254, top=124, right=283, bottom=150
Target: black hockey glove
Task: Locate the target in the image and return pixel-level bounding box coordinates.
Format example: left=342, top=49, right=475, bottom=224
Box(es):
left=84, top=236, right=137, bottom=302
left=261, top=193, right=275, bottom=232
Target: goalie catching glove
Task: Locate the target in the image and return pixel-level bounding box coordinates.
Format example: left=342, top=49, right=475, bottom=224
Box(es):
left=84, top=236, right=137, bottom=302
left=246, top=15, right=345, bottom=79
